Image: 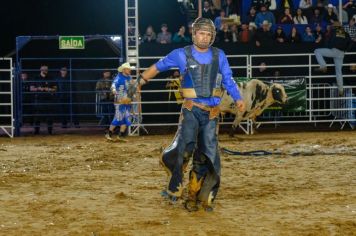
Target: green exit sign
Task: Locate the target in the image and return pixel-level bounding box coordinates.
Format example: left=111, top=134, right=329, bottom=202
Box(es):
left=59, top=36, right=85, bottom=49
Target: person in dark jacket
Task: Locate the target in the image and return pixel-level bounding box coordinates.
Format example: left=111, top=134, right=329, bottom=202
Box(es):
left=314, top=22, right=351, bottom=96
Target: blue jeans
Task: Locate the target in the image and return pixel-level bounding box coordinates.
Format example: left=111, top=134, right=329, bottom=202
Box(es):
left=314, top=48, right=344, bottom=91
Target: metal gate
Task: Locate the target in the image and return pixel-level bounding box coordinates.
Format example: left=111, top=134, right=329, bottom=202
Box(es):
left=0, top=58, right=14, bottom=137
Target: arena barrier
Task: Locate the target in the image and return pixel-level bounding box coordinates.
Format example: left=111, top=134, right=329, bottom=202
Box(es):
left=18, top=57, right=122, bottom=133
left=134, top=52, right=356, bottom=135
left=0, top=58, right=14, bottom=137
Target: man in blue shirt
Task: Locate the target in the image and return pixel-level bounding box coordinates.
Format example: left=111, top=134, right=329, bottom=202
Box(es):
left=105, top=62, right=135, bottom=141
left=139, top=18, right=245, bottom=211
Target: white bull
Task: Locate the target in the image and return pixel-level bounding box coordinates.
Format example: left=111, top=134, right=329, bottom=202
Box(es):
left=219, top=79, right=288, bottom=134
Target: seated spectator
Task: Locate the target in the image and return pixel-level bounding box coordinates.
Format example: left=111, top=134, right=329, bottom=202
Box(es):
left=202, top=0, right=215, bottom=21
left=309, top=8, right=323, bottom=26
left=230, top=23, right=239, bottom=43
left=214, top=10, right=226, bottom=30
left=217, top=23, right=232, bottom=42
left=254, top=20, right=274, bottom=47
left=251, top=0, right=265, bottom=12
left=246, top=6, right=257, bottom=24
left=299, top=0, right=312, bottom=10
left=299, top=0, right=313, bottom=19
left=314, top=24, right=324, bottom=44
left=344, top=18, right=356, bottom=42
left=279, top=0, right=294, bottom=11
left=172, top=26, right=191, bottom=43
left=274, top=25, right=287, bottom=43
left=255, top=4, right=276, bottom=28
left=324, top=24, right=333, bottom=42
left=314, top=0, right=326, bottom=16
left=156, top=23, right=172, bottom=44
left=294, top=8, right=308, bottom=24
left=249, top=22, right=258, bottom=40
left=142, top=25, right=156, bottom=43
left=343, top=0, right=356, bottom=20
left=288, top=26, right=302, bottom=43
left=323, top=4, right=338, bottom=25
left=278, top=8, right=294, bottom=24
left=254, top=62, right=273, bottom=78
left=222, top=0, right=236, bottom=16
left=239, top=23, right=250, bottom=43
left=302, top=26, right=316, bottom=42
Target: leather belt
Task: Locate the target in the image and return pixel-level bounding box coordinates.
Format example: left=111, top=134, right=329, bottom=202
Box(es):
left=182, top=99, right=220, bottom=119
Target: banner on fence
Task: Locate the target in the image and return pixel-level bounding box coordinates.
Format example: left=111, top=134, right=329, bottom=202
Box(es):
left=234, top=77, right=307, bottom=112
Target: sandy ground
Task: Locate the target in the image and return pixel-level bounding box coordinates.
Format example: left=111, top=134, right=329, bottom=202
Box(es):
left=0, top=131, right=356, bottom=236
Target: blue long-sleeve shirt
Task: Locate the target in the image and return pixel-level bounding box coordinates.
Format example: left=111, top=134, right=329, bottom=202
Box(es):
left=255, top=12, right=276, bottom=28
left=155, top=45, right=242, bottom=106
left=111, top=73, right=131, bottom=100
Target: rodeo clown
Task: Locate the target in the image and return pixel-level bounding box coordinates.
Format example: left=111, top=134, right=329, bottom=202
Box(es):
left=105, top=62, right=135, bottom=141
left=137, top=17, right=245, bottom=211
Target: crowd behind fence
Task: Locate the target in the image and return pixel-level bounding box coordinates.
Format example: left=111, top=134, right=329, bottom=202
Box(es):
left=10, top=52, right=356, bottom=136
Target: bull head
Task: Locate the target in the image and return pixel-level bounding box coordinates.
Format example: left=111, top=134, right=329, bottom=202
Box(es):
left=270, top=84, right=287, bottom=104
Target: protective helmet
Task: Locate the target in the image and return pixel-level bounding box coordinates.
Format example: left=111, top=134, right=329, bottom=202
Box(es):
left=192, top=17, right=216, bottom=49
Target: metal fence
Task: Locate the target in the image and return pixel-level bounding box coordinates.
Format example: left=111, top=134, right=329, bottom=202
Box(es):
left=134, top=52, right=356, bottom=135
left=13, top=52, right=356, bottom=136
left=0, top=58, right=14, bottom=137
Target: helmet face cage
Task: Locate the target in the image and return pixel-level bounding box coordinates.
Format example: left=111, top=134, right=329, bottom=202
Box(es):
left=192, top=18, right=216, bottom=48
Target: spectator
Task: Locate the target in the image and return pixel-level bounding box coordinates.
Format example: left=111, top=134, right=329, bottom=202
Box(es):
left=324, top=24, right=333, bottom=42
left=246, top=6, right=257, bottom=24
left=172, top=26, right=191, bottom=43
left=143, top=25, right=156, bottom=43
left=202, top=0, right=215, bottom=21
left=309, top=8, right=323, bottom=26
left=344, top=18, right=356, bottom=42
left=278, top=7, right=294, bottom=24
left=299, top=0, right=312, bottom=10
left=156, top=23, right=172, bottom=44
left=251, top=0, right=265, bottom=12
left=302, top=26, right=316, bottom=42
left=96, top=70, right=114, bottom=126
left=255, top=4, right=276, bottom=28
left=274, top=25, right=287, bottom=43
left=230, top=23, right=239, bottom=43
left=288, top=26, right=302, bottom=43
left=254, top=62, right=273, bottom=77
left=214, top=10, right=226, bottom=30
left=222, top=0, right=236, bottom=16
left=294, top=8, right=308, bottom=24
left=239, top=23, right=250, bottom=43
left=20, top=72, right=32, bottom=126
left=343, top=0, right=356, bottom=20
left=314, top=22, right=352, bottom=96
left=30, top=65, right=57, bottom=135
left=55, top=67, right=70, bottom=128
left=254, top=20, right=274, bottom=47
left=323, top=4, right=338, bottom=25
left=249, top=22, right=258, bottom=40
left=314, top=0, right=326, bottom=16
left=217, top=22, right=232, bottom=42
left=314, top=24, right=324, bottom=44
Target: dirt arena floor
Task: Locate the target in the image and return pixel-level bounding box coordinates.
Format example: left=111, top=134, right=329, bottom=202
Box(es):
left=0, top=130, right=355, bottom=235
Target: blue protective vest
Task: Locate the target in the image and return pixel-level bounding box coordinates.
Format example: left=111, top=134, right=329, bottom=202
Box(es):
left=181, top=46, right=223, bottom=98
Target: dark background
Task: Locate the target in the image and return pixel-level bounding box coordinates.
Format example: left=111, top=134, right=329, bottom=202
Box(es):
left=0, top=0, right=185, bottom=57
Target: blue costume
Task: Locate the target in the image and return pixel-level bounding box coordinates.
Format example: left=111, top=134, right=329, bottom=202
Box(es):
left=156, top=45, right=242, bottom=210
left=110, top=73, right=132, bottom=127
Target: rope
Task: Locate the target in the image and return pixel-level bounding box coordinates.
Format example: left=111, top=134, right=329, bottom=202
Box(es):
left=221, top=147, right=282, bottom=156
